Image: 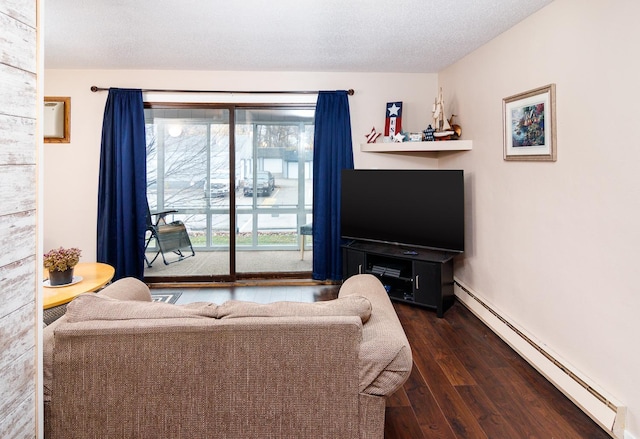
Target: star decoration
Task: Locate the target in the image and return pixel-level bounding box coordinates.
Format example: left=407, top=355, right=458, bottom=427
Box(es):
left=393, top=132, right=405, bottom=142
left=365, top=126, right=381, bottom=143
left=387, top=103, right=401, bottom=117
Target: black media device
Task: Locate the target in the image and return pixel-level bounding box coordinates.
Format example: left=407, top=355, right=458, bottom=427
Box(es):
left=340, top=169, right=464, bottom=253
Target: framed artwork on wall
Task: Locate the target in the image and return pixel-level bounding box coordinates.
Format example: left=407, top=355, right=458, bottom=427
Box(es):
left=503, top=84, right=556, bottom=161
left=44, top=96, right=70, bottom=143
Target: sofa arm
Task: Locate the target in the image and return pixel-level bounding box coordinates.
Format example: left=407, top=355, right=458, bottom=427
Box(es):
left=96, top=277, right=152, bottom=301
left=43, top=277, right=151, bottom=406
left=339, top=274, right=412, bottom=396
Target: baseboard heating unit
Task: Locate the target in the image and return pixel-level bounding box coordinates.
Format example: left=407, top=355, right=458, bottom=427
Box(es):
left=453, top=278, right=625, bottom=439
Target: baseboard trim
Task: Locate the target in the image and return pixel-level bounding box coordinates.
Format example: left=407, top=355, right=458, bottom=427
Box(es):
left=454, top=277, right=625, bottom=438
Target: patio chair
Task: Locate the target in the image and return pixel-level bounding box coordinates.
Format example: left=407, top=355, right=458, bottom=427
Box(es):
left=299, top=222, right=312, bottom=260
left=144, top=206, right=195, bottom=267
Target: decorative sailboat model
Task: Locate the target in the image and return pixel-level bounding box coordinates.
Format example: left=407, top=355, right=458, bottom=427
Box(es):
left=432, top=88, right=456, bottom=140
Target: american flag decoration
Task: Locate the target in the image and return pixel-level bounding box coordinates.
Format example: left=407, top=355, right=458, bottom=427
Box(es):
left=384, top=102, right=403, bottom=137
left=366, top=127, right=382, bottom=143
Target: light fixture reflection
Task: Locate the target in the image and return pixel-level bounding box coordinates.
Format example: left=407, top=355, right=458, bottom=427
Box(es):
left=168, top=124, right=183, bottom=137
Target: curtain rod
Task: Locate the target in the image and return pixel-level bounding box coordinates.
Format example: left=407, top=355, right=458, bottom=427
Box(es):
left=90, top=86, right=354, bottom=95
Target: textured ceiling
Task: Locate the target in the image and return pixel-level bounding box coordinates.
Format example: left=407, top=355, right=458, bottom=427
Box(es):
left=44, top=0, right=553, bottom=73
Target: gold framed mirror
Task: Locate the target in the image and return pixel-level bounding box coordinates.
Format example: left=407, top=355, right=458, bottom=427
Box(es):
left=44, top=96, right=70, bottom=143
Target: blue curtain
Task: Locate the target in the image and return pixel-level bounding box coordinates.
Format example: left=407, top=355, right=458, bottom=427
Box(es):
left=97, top=88, right=147, bottom=280
left=312, top=91, right=354, bottom=281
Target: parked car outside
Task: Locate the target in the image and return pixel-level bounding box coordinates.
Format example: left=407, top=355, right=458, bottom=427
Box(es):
left=205, top=171, right=230, bottom=198
left=243, top=171, right=275, bottom=197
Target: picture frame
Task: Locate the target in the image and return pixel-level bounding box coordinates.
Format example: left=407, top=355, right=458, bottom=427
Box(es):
left=503, top=84, right=556, bottom=161
left=44, top=96, right=70, bottom=143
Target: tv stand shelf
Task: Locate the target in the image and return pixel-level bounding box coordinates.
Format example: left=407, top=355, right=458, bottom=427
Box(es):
left=342, top=241, right=456, bottom=317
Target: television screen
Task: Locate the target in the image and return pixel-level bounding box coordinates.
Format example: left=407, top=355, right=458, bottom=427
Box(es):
left=340, top=169, right=464, bottom=253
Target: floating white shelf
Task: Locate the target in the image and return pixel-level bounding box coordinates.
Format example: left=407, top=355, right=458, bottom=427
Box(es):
left=360, top=139, right=472, bottom=153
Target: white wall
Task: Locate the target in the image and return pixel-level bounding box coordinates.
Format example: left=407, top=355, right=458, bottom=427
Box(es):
left=438, top=0, right=640, bottom=436
left=43, top=70, right=438, bottom=259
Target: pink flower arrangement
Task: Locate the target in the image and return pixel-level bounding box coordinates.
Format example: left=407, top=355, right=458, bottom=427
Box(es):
left=43, top=247, right=81, bottom=272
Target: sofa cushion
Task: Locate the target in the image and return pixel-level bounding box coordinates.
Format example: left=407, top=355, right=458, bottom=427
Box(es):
left=216, top=295, right=372, bottom=323
left=63, top=284, right=371, bottom=324
left=65, top=294, right=218, bottom=322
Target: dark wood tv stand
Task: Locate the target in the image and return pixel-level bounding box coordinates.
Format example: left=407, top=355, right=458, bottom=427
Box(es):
left=342, top=240, right=456, bottom=317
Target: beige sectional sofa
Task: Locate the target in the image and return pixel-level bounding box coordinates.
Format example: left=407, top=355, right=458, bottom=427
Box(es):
left=44, top=274, right=412, bottom=439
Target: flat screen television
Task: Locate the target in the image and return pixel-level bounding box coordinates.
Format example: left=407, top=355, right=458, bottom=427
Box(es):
left=340, top=169, right=464, bottom=253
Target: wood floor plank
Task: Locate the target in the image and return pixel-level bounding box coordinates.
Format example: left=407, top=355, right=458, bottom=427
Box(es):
left=506, top=358, right=611, bottom=439
left=453, top=336, right=559, bottom=438
left=398, top=307, right=488, bottom=438
left=402, top=365, right=456, bottom=439
left=435, top=351, right=477, bottom=387
left=412, top=370, right=488, bottom=438
left=385, top=406, right=426, bottom=439
left=446, top=302, right=521, bottom=367
left=454, top=384, right=523, bottom=439
left=386, top=387, right=411, bottom=408
left=498, top=365, right=606, bottom=439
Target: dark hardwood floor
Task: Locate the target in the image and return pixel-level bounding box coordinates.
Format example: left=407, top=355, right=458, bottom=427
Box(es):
left=386, top=301, right=610, bottom=439
left=161, top=283, right=610, bottom=439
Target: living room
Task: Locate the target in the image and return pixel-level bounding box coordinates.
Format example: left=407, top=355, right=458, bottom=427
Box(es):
left=2, top=0, right=639, bottom=438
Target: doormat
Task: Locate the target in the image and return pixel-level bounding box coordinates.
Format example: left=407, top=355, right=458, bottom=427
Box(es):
left=150, top=292, right=182, bottom=304
left=44, top=304, right=68, bottom=326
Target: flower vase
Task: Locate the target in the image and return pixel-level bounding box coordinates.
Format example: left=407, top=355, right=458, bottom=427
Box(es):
left=49, top=268, right=74, bottom=286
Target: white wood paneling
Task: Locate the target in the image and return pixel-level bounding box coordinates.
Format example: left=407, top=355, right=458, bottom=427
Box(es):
left=0, top=211, right=36, bottom=267
left=0, top=392, right=36, bottom=438
left=0, top=165, right=36, bottom=215
left=0, top=257, right=36, bottom=319
left=0, top=10, right=37, bottom=72
left=0, top=0, right=38, bottom=437
left=0, top=114, right=36, bottom=164
left=0, top=347, right=36, bottom=425
left=0, top=63, right=36, bottom=119
left=0, top=0, right=36, bottom=27
left=0, top=304, right=35, bottom=367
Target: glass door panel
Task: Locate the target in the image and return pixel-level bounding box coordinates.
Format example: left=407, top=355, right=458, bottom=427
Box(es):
left=144, top=107, right=231, bottom=279
left=234, top=107, right=314, bottom=275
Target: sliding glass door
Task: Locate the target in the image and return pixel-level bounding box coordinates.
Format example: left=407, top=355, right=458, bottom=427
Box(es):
left=143, top=104, right=314, bottom=281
